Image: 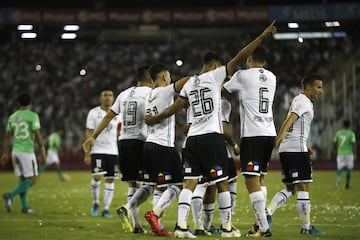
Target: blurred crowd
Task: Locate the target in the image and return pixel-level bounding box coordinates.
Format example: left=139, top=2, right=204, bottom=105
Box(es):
left=0, top=29, right=358, bottom=159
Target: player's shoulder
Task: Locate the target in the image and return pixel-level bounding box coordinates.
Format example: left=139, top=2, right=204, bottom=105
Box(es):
left=89, top=106, right=101, bottom=114
left=293, top=93, right=307, bottom=101
left=21, top=109, right=39, bottom=119
left=119, top=86, right=133, bottom=96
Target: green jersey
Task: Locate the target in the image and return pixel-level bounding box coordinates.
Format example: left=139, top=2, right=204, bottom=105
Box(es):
left=6, top=109, right=41, bottom=153
left=48, top=132, right=61, bottom=153
left=334, top=129, right=356, bottom=155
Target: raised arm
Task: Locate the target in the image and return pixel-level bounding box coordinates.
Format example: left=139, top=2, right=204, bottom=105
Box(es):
left=227, top=21, right=277, bottom=76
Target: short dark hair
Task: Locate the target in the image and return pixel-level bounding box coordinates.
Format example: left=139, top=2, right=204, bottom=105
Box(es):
left=203, top=51, right=224, bottom=65
left=302, top=74, right=322, bottom=89
left=343, top=119, right=351, bottom=128
left=250, top=47, right=267, bottom=63
left=136, top=65, right=150, bottom=82
left=99, top=87, right=113, bottom=96
left=149, top=63, right=168, bottom=81
left=17, top=93, right=31, bottom=106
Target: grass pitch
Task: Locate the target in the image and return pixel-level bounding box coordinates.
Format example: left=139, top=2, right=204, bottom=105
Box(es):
left=0, top=170, right=359, bottom=239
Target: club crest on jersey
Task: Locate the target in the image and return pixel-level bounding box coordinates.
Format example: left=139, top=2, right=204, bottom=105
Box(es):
left=193, top=75, right=200, bottom=87
left=246, top=161, right=259, bottom=171
left=259, top=73, right=267, bottom=82
left=210, top=166, right=223, bottom=178
left=129, top=89, right=135, bottom=97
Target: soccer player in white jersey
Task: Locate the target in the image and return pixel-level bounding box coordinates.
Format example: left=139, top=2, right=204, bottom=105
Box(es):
left=83, top=66, right=154, bottom=232
left=84, top=88, right=120, bottom=218
left=113, top=66, right=154, bottom=233
left=190, top=97, right=240, bottom=236
left=266, top=74, right=326, bottom=235
left=142, top=63, right=190, bottom=236
left=223, top=47, right=276, bottom=237
left=144, top=21, right=277, bottom=239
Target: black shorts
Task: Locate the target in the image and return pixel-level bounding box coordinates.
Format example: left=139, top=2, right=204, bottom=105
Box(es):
left=118, top=139, right=144, bottom=182
left=184, top=133, right=229, bottom=185
left=240, top=136, right=275, bottom=176
left=280, top=152, right=313, bottom=184
left=142, top=142, right=183, bottom=187
left=91, top=153, right=118, bottom=179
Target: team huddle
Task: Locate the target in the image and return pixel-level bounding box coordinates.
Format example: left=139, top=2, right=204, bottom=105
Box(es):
left=7, top=20, right=356, bottom=238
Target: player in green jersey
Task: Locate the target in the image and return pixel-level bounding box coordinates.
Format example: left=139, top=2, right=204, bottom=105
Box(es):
left=38, top=128, right=70, bottom=181
left=334, top=119, right=357, bottom=189
left=1, top=93, right=46, bottom=213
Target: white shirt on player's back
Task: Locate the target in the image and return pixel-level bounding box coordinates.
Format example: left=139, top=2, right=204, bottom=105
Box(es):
left=111, top=86, right=152, bottom=141
left=145, top=84, right=176, bottom=147
left=86, top=106, right=119, bottom=155
left=279, top=93, right=313, bottom=153
left=180, top=66, right=227, bottom=137
left=223, top=68, right=276, bottom=138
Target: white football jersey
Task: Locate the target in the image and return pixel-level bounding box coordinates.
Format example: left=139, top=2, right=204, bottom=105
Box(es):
left=111, top=86, right=152, bottom=141
left=86, top=106, right=120, bottom=155
left=223, top=68, right=276, bottom=138
left=221, top=98, right=233, bottom=158
left=145, top=84, right=176, bottom=147
left=279, top=93, right=314, bottom=153
left=180, top=66, right=227, bottom=137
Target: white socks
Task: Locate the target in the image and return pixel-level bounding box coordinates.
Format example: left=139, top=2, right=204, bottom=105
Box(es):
left=91, top=179, right=101, bottom=205
left=203, top=203, right=215, bottom=230
left=128, top=187, right=141, bottom=227
left=297, top=191, right=311, bottom=230
left=177, top=188, right=193, bottom=229
left=128, top=184, right=153, bottom=209
left=249, top=191, right=269, bottom=232
left=191, top=185, right=207, bottom=229
left=218, top=191, right=232, bottom=231
left=103, top=182, right=114, bottom=210
left=267, top=188, right=293, bottom=216
left=229, top=182, right=237, bottom=214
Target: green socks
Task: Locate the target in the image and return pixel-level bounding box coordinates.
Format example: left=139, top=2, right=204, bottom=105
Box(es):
left=9, top=179, right=33, bottom=198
